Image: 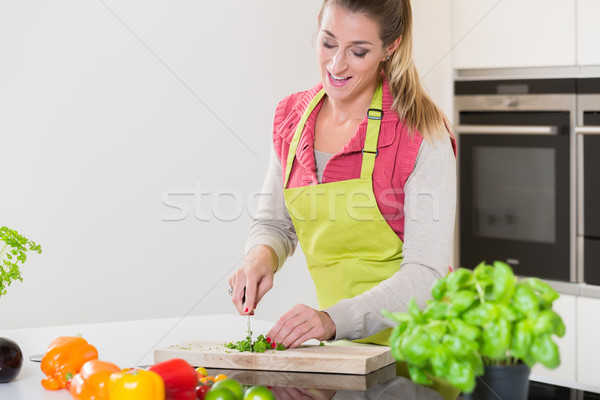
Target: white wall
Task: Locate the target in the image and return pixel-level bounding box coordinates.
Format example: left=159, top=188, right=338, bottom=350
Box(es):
left=0, top=1, right=453, bottom=330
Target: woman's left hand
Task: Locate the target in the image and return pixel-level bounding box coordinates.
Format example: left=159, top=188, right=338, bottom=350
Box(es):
left=267, top=304, right=336, bottom=349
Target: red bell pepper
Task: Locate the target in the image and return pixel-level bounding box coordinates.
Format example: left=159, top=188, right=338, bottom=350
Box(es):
left=149, top=358, right=198, bottom=400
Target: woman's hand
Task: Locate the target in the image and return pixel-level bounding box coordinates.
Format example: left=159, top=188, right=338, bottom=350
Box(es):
left=267, top=304, right=336, bottom=349
left=228, top=245, right=277, bottom=315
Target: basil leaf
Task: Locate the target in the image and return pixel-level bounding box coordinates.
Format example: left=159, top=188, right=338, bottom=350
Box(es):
left=462, top=302, right=497, bottom=327
left=449, top=318, right=481, bottom=342
left=511, top=320, right=533, bottom=360
left=492, top=261, right=516, bottom=302
left=513, top=284, right=540, bottom=316
left=401, top=328, right=434, bottom=367
left=407, top=363, right=432, bottom=386
left=446, top=268, right=474, bottom=293
left=530, top=334, right=560, bottom=369
left=481, top=319, right=511, bottom=359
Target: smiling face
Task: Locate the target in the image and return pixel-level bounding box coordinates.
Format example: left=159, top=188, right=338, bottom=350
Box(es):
left=317, top=4, right=391, bottom=103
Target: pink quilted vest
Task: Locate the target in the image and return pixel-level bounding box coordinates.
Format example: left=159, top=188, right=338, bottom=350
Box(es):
left=273, top=78, right=424, bottom=242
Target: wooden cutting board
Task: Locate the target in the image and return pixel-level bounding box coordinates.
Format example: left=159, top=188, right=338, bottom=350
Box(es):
left=154, top=341, right=395, bottom=375
left=200, top=364, right=397, bottom=390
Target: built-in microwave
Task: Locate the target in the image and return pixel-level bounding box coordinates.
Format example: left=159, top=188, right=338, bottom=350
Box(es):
left=455, top=79, right=577, bottom=282
left=577, top=78, right=600, bottom=285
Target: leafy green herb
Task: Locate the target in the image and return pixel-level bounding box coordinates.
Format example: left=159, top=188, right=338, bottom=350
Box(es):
left=383, top=261, right=565, bottom=394
left=0, top=226, right=42, bottom=298
left=225, top=333, right=285, bottom=353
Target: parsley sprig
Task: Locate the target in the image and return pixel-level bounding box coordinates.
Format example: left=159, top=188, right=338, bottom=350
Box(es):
left=0, top=226, right=42, bottom=297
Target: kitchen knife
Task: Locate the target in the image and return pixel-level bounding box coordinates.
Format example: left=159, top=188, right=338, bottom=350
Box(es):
left=242, top=288, right=252, bottom=339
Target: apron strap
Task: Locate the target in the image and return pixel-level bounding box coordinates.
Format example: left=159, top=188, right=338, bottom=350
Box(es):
left=284, top=89, right=326, bottom=189
left=284, top=81, right=384, bottom=187
left=360, top=82, right=383, bottom=180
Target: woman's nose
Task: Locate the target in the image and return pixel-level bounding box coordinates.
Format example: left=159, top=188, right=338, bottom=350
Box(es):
left=329, top=50, right=347, bottom=73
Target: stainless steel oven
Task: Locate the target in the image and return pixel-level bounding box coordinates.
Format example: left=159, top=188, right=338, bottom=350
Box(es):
left=455, top=79, right=577, bottom=282
left=577, top=78, right=600, bottom=285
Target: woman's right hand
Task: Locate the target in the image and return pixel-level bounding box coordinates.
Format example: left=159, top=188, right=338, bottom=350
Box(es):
left=228, top=245, right=278, bottom=315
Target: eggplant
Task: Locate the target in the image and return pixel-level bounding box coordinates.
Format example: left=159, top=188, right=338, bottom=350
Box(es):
left=0, top=337, right=23, bottom=383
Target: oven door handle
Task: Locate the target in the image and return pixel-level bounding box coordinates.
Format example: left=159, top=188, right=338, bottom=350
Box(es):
left=456, top=125, right=559, bottom=135
left=575, top=126, right=600, bottom=135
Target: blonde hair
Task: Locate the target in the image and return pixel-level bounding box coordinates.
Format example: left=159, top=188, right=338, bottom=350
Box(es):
left=318, top=0, right=451, bottom=140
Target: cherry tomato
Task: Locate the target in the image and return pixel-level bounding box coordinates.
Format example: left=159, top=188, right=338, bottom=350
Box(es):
left=243, top=386, right=275, bottom=400
left=197, top=385, right=211, bottom=399
left=196, top=367, right=208, bottom=377
left=214, top=373, right=228, bottom=382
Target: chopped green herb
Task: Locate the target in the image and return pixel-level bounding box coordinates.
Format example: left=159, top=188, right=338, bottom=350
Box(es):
left=275, top=342, right=286, bottom=351
left=225, top=333, right=285, bottom=353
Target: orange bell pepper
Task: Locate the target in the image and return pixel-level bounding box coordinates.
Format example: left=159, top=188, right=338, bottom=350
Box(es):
left=69, top=360, right=121, bottom=400
left=40, top=336, right=98, bottom=390
left=107, top=368, right=165, bottom=400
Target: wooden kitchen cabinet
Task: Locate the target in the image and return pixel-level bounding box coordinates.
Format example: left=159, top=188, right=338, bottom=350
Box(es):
left=452, top=0, right=576, bottom=69
left=576, top=296, right=600, bottom=386
left=577, top=0, right=600, bottom=65
left=532, top=294, right=577, bottom=382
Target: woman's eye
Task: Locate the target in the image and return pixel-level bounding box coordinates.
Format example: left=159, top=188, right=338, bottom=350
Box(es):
left=322, top=41, right=335, bottom=49
left=352, top=51, right=368, bottom=58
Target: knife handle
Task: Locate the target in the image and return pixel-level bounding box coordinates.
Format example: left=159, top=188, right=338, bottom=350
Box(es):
left=242, top=288, right=254, bottom=315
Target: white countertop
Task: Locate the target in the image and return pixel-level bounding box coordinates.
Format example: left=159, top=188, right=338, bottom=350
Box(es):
left=4, top=314, right=599, bottom=398
left=0, top=314, right=275, bottom=399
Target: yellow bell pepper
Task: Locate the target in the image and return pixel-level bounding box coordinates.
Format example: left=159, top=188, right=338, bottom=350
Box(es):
left=107, top=368, right=165, bottom=400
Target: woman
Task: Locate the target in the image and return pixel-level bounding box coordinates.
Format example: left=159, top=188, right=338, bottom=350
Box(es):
left=228, top=0, right=456, bottom=349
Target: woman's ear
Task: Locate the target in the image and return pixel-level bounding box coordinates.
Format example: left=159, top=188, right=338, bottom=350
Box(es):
left=386, top=35, right=402, bottom=57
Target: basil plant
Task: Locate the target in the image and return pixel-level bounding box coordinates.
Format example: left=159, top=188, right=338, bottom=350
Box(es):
left=384, top=261, right=565, bottom=393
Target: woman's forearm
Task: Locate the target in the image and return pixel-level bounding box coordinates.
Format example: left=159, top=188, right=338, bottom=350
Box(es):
left=245, top=147, right=298, bottom=272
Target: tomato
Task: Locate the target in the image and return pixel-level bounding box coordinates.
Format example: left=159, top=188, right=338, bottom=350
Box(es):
left=205, top=387, right=237, bottom=400
left=200, top=376, right=215, bottom=385
left=243, top=386, right=275, bottom=400
left=196, top=367, right=208, bottom=377
left=211, top=379, right=244, bottom=399
left=197, top=385, right=210, bottom=399
left=214, top=373, right=228, bottom=382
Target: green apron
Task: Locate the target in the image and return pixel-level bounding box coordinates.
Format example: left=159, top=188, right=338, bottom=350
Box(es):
left=283, top=82, right=403, bottom=345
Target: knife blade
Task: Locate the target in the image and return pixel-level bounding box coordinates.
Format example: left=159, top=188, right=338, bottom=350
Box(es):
left=247, top=314, right=252, bottom=339
left=242, top=288, right=252, bottom=340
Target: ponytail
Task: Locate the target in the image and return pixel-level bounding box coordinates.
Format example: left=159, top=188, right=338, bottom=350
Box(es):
left=382, top=0, right=449, bottom=140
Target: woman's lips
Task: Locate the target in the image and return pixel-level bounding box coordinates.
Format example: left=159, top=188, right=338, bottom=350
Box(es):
left=327, top=70, right=352, bottom=87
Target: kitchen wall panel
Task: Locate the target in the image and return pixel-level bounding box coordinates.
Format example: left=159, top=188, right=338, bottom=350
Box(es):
left=453, top=0, right=576, bottom=69
left=0, top=1, right=455, bottom=329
